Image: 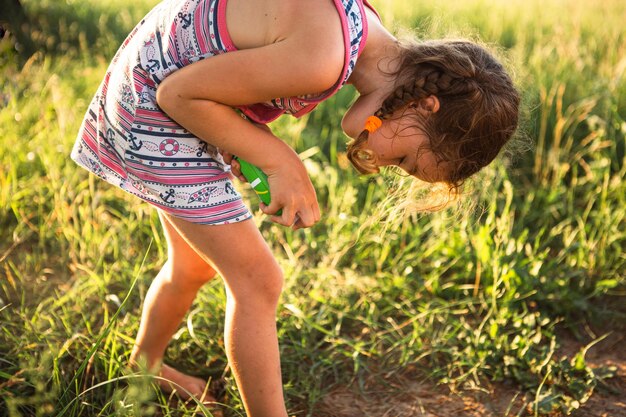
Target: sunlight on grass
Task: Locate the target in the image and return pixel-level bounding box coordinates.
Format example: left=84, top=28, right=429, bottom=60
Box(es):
left=0, top=0, right=624, bottom=416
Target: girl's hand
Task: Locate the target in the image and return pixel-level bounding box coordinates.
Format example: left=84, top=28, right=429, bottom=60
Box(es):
left=220, top=150, right=247, bottom=182
left=261, top=152, right=321, bottom=230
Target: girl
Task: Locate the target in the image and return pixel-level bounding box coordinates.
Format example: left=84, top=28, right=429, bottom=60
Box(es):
left=71, top=0, right=519, bottom=415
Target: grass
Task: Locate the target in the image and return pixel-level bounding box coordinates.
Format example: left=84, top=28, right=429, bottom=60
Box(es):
left=1, top=0, right=625, bottom=416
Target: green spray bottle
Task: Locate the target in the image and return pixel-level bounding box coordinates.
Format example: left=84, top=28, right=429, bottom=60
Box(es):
left=234, top=157, right=282, bottom=216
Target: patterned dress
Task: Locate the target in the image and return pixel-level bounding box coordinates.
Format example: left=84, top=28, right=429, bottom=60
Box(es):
left=71, top=0, right=377, bottom=224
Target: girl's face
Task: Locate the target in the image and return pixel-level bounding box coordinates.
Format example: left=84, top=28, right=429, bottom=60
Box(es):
left=366, top=115, right=448, bottom=183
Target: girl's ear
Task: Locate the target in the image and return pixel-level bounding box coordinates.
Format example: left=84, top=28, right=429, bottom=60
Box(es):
left=410, top=96, right=440, bottom=113
left=423, top=96, right=440, bottom=113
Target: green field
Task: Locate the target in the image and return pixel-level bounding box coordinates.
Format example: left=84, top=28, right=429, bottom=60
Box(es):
left=1, top=0, right=625, bottom=416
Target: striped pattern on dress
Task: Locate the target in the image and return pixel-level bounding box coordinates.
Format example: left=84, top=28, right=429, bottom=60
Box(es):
left=71, top=0, right=373, bottom=224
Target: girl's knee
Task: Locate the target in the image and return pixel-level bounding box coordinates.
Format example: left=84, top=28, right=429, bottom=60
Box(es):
left=231, top=261, right=284, bottom=308
left=259, top=265, right=284, bottom=305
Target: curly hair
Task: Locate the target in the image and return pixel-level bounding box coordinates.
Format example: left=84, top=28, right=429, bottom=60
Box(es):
left=346, top=39, right=520, bottom=201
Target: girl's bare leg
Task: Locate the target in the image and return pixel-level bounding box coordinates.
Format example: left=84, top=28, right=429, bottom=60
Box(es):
left=130, top=211, right=218, bottom=399
left=161, top=212, right=288, bottom=417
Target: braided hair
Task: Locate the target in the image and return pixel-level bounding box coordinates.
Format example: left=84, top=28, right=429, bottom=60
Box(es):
left=346, top=39, right=520, bottom=192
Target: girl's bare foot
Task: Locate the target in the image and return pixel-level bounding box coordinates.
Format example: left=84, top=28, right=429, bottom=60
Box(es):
left=157, top=364, right=217, bottom=404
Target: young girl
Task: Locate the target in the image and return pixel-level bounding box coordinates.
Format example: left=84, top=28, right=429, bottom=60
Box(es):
left=71, top=0, right=519, bottom=415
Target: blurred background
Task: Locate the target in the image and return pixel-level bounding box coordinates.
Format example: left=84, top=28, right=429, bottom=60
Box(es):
left=0, top=0, right=624, bottom=416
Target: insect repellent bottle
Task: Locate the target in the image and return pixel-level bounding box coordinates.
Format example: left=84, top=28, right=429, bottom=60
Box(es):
left=235, top=157, right=282, bottom=215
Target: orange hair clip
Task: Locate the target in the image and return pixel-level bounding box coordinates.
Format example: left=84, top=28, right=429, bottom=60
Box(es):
left=364, top=116, right=383, bottom=133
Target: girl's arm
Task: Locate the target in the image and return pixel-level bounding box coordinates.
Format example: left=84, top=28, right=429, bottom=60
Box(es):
left=221, top=122, right=273, bottom=183
left=156, top=32, right=343, bottom=228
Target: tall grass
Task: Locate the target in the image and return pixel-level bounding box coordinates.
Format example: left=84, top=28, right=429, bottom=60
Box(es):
left=1, top=0, right=624, bottom=416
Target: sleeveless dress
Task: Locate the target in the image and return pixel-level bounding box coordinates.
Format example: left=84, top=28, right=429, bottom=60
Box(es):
left=71, top=0, right=379, bottom=225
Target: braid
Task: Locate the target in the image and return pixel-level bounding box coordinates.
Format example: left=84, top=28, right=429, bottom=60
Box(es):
left=378, top=63, right=481, bottom=120
left=377, top=72, right=432, bottom=118
left=348, top=66, right=470, bottom=175
left=347, top=39, right=519, bottom=192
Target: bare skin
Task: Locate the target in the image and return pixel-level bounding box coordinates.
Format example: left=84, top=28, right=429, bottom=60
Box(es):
left=223, top=4, right=447, bottom=184
left=341, top=8, right=447, bottom=182
left=131, top=210, right=287, bottom=416
left=128, top=210, right=218, bottom=402
left=157, top=364, right=213, bottom=401
left=131, top=1, right=440, bottom=416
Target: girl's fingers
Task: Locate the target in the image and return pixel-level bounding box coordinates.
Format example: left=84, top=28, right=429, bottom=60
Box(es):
left=261, top=203, right=319, bottom=230
left=221, top=150, right=233, bottom=164
left=221, top=150, right=245, bottom=181
left=260, top=202, right=283, bottom=217
left=229, top=158, right=245, bottom=180
left=275, top=205, right=296, bottom=226
left=293, top=207, right=316, bottom=230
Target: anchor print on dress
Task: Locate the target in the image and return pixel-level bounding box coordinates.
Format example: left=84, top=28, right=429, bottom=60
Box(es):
left=143, top=35, right=161, bottom=74
left=128, top=132, right=143, bottom=151
left=196, top=141, right=208, bottom=157
left=178, top=12, right=192, bottom=29
left=176, top=4, right=198, bottom=63
left=160, top=188, right=176, bottom=204
left=225, top=182, right=237, bottom=196
left=141, top=32, right=170, bottom=82
left=196, top=139, right=219, bottom=158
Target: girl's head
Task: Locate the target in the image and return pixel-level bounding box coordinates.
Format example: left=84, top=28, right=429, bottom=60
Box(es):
left=347, top=39, right=520, bottom=197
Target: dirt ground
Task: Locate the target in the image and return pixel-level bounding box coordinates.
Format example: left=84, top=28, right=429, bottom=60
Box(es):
left=316, top=332, right=626, bottom=417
